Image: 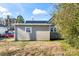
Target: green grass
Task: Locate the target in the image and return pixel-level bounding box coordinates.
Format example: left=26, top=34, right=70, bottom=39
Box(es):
left=60, top=40, right=79, bottom=56
left=0, top=39, right=79, bottom=56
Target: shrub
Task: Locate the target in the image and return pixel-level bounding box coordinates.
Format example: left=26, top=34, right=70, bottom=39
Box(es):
left=53, top=3, right=79, bottom=48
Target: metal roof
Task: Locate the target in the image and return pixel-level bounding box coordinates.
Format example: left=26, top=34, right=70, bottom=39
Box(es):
left=26, top=21, right=48, bottom=23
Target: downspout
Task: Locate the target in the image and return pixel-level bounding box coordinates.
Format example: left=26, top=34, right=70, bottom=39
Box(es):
left=14, top=25, right=18, bottom=41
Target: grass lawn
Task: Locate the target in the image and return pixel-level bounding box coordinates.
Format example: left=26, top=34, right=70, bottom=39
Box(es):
left=0, top=38, right=79, bottom=56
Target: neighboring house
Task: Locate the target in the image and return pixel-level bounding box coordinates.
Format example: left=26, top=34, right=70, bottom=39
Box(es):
left=49, top=18, right=61, bottom=40
left=0, top=24, right=7, bottom=34
left=48, top=18, right=57, bottom=33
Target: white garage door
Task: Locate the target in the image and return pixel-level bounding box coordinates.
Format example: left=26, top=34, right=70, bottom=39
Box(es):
left=36, top=31, right=50, bottom=40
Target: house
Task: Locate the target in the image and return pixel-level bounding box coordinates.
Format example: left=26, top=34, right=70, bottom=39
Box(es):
left=14, top=20, right=58, bottom=41
left=0, top=24, right=7, bottom=34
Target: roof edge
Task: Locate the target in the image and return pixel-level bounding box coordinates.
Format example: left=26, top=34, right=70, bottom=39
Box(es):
left=13, top=23, right=52, bottom=26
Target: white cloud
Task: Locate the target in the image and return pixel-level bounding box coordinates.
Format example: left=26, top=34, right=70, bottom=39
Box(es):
left=2, top=12, right=12, bottom=16
left=0, top=6, right=12, bottom=17
left=32, top=8, right=47, bottom=15
left=0, top=6, right=8, bottom=13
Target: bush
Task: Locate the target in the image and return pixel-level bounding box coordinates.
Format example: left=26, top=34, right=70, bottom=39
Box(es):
left=53, top=3, right=79, bottom=48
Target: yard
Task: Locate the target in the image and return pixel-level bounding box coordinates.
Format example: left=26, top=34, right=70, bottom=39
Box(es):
left=0, top=38, right=79, bottom=56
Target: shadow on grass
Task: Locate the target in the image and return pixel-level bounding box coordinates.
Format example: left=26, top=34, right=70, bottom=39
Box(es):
left=50, top=38, right=64, bottom=41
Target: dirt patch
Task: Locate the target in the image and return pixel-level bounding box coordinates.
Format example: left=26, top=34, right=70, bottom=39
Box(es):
left=0, top=41, right=64, bottom=56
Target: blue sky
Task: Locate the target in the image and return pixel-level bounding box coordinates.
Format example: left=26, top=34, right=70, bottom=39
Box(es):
left=0, top=3, right=57, bottom=21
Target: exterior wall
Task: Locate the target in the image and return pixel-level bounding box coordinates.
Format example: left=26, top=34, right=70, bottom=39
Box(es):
left=15, top=25, right=50, bottom=40
left=50, top=25, right=61, bottom=39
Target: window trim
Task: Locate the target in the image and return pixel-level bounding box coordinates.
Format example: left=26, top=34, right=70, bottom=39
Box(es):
left=25, top=27, right=32, bottom=33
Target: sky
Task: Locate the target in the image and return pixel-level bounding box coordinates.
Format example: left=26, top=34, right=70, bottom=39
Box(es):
left=0, top=3, right=57, bottom=21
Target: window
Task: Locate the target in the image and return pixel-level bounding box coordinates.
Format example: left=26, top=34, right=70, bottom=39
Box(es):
left=25, top=27, right=32, bottom=33
left=51, top=27, right=56, bottom=32
left=51, top=28, right=53, bottom=32
left=54, top=28, right=56, bottom=32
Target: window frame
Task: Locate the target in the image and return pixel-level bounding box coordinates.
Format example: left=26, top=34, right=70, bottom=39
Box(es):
left=25, top=27, right=32, bottom=33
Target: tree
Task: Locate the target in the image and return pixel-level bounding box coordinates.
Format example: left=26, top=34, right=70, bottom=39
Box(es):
left=52, top=3, right=79, bottom=48
left=4, top=15, right=16, bottom=30
left=16, top=15, right=24, bottom=23
left=5, top=15, right=11, bottom=28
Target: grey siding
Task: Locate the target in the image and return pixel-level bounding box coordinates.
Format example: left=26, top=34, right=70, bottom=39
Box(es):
left=15, top=25, right=50, bottom=40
